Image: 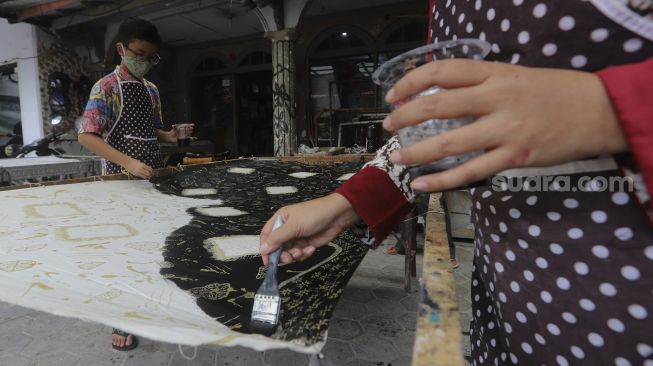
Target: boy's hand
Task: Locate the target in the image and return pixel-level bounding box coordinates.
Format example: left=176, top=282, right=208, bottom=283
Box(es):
left=125, top=158, right=153, bottom=179
left=158, top=129, right=177, bottom=143
left=259, top=193, right=360, bottom=265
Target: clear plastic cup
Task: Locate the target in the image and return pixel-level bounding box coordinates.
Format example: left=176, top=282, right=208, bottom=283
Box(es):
left=372, top=39, right=491, bottom=177
left=173, top=123, right=194, bottom=147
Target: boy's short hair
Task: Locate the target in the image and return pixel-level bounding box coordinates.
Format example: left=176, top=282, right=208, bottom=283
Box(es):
left=117, top=19, right=161, bottom=46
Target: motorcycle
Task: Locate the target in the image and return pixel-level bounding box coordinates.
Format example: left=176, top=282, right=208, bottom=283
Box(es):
left=2, top=116, right=65, bottom=158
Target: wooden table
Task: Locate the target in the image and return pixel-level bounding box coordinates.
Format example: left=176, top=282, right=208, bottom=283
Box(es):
left=412, top=193, right=465, bottom=366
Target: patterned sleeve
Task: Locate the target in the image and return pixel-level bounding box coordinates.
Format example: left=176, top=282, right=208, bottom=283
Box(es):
left=335, top=135, right=414, bottom=247
left=146, top=81, right=164, bottom=130
left=363, top=135, right=415, bottom=202
left=79, top=80, right=115, bottom=135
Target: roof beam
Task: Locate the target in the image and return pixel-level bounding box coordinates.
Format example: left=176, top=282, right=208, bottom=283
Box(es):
left=51, top=0, right=162, bottom=30
left=16, top=0, right=79, bottom=22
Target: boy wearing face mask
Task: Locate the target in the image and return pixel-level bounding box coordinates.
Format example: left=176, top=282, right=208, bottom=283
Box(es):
left=78, top=19, right=180, bottom=351
left=79, top=19, right=185, bottom=179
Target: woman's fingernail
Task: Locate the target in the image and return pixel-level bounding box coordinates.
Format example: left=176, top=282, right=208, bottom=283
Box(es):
left=385, top=88, right=395, bottom=102
left=389, top=151, right=403, bottom=164
left=411, top=180, right=428, bottom=192
left=382, top=115, right=391, bottom=129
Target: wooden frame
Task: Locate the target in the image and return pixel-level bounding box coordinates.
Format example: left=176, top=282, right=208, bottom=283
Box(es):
left=412, top=193, right=464, bottom=366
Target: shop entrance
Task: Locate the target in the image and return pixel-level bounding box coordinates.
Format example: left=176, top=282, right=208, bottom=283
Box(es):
left=235, top=70, right=273, bottom=157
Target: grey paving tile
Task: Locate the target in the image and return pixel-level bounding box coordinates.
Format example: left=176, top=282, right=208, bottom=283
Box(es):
left=215, top=346, right=264, bottom=366
left=19, top=312, right=76, bottom=338
left=74, top=343, right=125, bottom=366
left=459, top=311, right=472, bottom=333
left=27, top=350, right=79, bottom=366
left=0, top=316, right=32, bottom=337
left=0, top=330, right=32, bottom=355
left=350, top=267, right=384, bottom=282
left=390, top=355, right=412, bottom=366
left=0, top=304, right=34, bottom=324
left=360, top=315, right=403, bottom=339
left=462, top=333, right=472, bottom=358
left=363, top=298, right=409, bottom=318
left=346, top=276, right=379, bottom=291
left=262, top=349, right=308, bottom=366
left=396, top=313, right=417, bottom=332
left=332, top=299, right=367, bottom=320
left=399, top=295, right=418, bottom=312
left=350, top=332, right=397, bottom=363
left=390, top=329, right=415, bottom=357
left=328, top=318, right=362, bottom=341
left=0, top=353, right=31, bottom=366
left=121, top=339, right=171, bottom=366
left=376, top=273, right=404, bottom=289
left=371, top=286, right=407, bottom=302
left=21, top=333, right=80, bottom=359
left=341, top=287, right=375, bottom=304
left=68, top=320, right=106, bottom=340
left=320, top=339, right=354, bottom=365
left=380, top=265, right=403, bottom=275
left=168, top=346, right=216, bottom=366
left=342, top=359, right=382, bottom=366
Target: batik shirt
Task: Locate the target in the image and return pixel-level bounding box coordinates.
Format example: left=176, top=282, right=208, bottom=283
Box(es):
left=79, top=65, right=163, bottom=136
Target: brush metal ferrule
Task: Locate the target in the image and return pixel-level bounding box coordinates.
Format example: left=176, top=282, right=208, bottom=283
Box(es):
left=252, top=294, right=281, bottom=324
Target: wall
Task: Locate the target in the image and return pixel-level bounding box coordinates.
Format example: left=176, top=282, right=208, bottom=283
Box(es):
left=0, top=19, right=43, bottom=143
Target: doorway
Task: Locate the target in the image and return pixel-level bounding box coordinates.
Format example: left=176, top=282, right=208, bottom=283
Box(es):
left=190, top=74, right=235, bottom=155
left=235, top=70, right=273, bottom=157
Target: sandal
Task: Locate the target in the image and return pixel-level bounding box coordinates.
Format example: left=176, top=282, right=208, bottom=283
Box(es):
left=112, top=328, right=138, bottom=351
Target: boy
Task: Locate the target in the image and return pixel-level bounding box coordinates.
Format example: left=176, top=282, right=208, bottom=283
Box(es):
left=79, top=19, right=187, bottom=179
left=78, top=19, right=187, bottom=350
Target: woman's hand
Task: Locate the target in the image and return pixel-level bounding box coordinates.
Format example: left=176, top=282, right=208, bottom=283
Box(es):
left=383, top=59, right=628, bottom=192
left=259, top=193, right=360, bottom=265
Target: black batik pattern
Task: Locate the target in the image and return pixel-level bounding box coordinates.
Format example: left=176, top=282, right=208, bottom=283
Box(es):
left=151, top=160, right=367, bottom=345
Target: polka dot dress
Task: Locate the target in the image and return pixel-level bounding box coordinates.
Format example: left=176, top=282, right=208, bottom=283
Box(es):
left=430, top=0, right=652, bottom=71
left=429, top=1, right=653, bottom=365
left=105, top=73, right=163, bottom=175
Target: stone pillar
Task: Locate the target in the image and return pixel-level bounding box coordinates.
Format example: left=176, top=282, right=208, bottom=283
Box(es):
left=267, top=29, right=296, bottom=156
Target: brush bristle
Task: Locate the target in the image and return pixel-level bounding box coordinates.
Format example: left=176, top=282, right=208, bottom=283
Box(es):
left=249, top=319, right=278, bottom=336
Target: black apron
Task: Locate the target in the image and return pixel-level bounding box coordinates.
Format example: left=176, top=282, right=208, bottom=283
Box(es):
left=104, top=70, right=163, bottom=175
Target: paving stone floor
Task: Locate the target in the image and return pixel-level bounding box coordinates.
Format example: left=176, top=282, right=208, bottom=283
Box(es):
left=0, top=236, right=474, bottom=366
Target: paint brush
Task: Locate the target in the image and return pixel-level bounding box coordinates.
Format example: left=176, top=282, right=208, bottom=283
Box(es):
left=250, top=215, right=284, bottom=336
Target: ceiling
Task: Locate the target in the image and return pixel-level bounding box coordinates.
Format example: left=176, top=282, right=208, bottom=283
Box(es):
left=0, top=0, right=418, bottom=46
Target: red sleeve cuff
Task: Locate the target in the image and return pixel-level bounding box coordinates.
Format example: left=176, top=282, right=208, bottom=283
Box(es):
left=335, top=166, right=410, bottom=246
left=597, top=58, right=653, bottom=197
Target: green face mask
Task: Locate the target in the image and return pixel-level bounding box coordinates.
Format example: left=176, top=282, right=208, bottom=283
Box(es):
left=122, top=54, right=152, bottom=78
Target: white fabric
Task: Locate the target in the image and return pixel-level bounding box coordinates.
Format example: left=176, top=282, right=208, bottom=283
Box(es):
left=0, top=180, right=324, bottom=353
